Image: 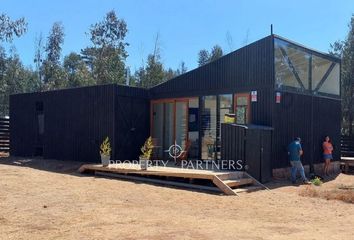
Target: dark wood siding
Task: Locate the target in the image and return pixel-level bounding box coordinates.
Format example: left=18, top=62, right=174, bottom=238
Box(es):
left=150, top=36, right=274, bottom=99
left=10, top=84, right=149, bottom=162
left=272, top=92, right=341, bottom=168
left=114, top=85, right=150, bottom=160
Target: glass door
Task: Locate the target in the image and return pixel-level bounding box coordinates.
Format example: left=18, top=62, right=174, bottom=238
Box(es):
left=201, top=96, right=217, bottom=160
left=175, top=101, right=188, bottom=149
left=152, top=102, right=164, bottom=159
left=151, top=99, right=189, bottom=160
left=163, top=102, right=174, bottom=159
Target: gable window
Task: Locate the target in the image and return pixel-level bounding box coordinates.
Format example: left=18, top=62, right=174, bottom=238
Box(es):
left=274, top=38, right=340, bottom=97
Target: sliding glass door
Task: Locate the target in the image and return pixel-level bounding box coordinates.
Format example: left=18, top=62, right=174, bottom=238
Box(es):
left=152, top=94, right=250, bottom=161
left=175, top=101, right=188, bottom=149
left=163, top=102, right=174, bottom=158
left=151, top=99, right=189, bottom=160
left=201, top=96, right=217, bottom=160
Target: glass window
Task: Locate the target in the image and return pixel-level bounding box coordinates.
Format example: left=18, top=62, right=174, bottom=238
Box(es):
left=319, top=63, right=340, bottom=95
left=175, top=101, right=188, bottom=149
left=219, top=94, right=233, bottom=126
left=235, top=93, right=250, bottom=124
left=152, top=103, right=164, bottom=159
left=188, top=98, right=199, bottom=159
left=275, top=39, right=310, bottom=90
left=312, top=55, right=340, bottom=95
left=275, top=38, right=340, bottom=96
left=218, top=94, right=233, bottom=159
left=152, top=99, right=193, bottom=160
left=201, top=96, right=217, bottom=160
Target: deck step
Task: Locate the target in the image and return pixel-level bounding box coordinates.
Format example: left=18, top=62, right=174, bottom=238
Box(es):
left=216, top=172, right=245, bottom=180
left=223, top=178, right=254, bottom=188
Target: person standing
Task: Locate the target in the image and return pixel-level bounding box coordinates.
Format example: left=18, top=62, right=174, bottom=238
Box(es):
left=288, top=137, right=309, bottom=184
left=322, top=136, right=333, bottom=176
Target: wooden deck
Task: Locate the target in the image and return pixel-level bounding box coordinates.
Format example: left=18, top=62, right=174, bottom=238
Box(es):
left=340, top=157, right=354, bottom=173
left=78, top=163, right=254, bottom=195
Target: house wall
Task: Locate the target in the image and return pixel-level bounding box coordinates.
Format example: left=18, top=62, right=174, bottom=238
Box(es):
left=114, top=85, right=150, bottom=160
left=150, top=36, right=274, bottom=99
left=272, top=92, right=341, bottom=168
left=10, top=84, right=150, bottom=162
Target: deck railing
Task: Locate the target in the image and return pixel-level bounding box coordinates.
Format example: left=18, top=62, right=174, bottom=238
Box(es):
left=0, top=117, right=9, bottom=153
left=341, top=135, right=354, bottom=157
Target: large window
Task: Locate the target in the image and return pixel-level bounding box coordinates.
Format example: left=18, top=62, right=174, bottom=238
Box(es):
left=217, top=94, right=233, bottom=159
left=275, top=39, right=310, bottom=91
left=312, top=55, right=340, bottom=95
left=151, top=99, right=188, bottom=160
left=201, top=96, right=217, bottom=160
left=275, top=38, right=340, bottom=96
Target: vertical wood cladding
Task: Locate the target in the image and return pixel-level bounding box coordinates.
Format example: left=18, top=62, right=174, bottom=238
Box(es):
left=10, top=84, right=149, bottom=162
left=150, top=36, right=274, bottom=99
left=272, top=92, right=341, bottom=168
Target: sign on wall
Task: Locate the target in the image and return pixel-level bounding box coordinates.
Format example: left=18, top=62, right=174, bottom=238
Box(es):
left=251, top=91, right=257, bottom=102
left=276, top=92, right=281, bottom=103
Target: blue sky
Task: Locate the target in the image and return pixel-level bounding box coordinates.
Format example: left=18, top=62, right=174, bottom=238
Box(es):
left=1, top=0, right=353, bottom=72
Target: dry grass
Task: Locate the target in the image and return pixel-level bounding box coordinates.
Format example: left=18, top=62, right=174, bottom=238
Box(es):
left=300, top=183, right=354, bottom=204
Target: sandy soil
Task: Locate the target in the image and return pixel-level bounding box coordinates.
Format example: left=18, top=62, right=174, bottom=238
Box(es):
left=0, top=157, right=353, bottom=240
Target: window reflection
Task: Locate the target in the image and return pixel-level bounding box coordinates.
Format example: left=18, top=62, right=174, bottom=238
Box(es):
left=188, top=98, right=199, bottom=159
left=275, top=38, right=340, bottom=96
left=235, top=94, right=250, bottom=124
left=274, top=39, right=310, bottom=90
left=312, top=55, right=340, bottom=95
left=217, top=94, right=233, bottom=159
left=201, top=96, right=217, bottom=160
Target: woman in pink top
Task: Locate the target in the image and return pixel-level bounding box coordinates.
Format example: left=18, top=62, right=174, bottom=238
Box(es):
left=322, top=136, right=333, bottom=176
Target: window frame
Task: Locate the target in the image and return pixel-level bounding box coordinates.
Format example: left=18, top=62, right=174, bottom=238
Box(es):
left=273, top=36, right=341, bottom=99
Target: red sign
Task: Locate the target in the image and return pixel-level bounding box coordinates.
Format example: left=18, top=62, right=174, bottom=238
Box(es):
left=276, top=92, right=281, bottom=103
left=251, top=91, right=257, bottom=102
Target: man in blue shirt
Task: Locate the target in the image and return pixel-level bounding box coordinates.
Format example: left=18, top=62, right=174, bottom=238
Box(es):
left=288, top=137, right=309, bottom=184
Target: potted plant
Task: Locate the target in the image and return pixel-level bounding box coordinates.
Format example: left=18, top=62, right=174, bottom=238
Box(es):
left=100, top=136, right=111, bottom=167
left=140, top=136, right=153, bottom=170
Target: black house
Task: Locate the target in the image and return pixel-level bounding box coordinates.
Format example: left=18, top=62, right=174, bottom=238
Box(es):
left=10, top=34, right=341, bottom=173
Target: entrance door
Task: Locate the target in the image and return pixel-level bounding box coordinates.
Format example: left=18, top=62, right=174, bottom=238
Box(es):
left=151, top=99, right=188, bottom=159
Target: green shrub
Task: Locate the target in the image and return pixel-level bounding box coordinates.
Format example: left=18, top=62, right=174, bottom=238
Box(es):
left=311, top=177, right=323, bottom=186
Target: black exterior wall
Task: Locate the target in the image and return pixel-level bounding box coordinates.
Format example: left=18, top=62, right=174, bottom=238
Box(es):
left=10, top=84, right=149, bottom=162
left=272, top=92, right=341, bottom=168
left=150, top=36, right=274, bottom=99
left=114, top=89, right=150, bottom=160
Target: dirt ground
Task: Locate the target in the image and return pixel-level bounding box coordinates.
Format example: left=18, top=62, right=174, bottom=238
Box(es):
left=0, top=157, right=353, bottom=240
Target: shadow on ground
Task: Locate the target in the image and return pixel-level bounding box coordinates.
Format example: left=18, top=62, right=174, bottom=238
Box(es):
left=0, top=155, right=86, bottom=176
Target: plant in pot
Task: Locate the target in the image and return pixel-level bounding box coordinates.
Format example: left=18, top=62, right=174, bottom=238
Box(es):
left=140, top=136, right=153, bottom=170
left=100, top=136, right=111, bottom=167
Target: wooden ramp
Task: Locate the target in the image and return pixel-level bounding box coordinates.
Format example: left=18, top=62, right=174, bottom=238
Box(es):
left=78, top=163, right=254, bottom=196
